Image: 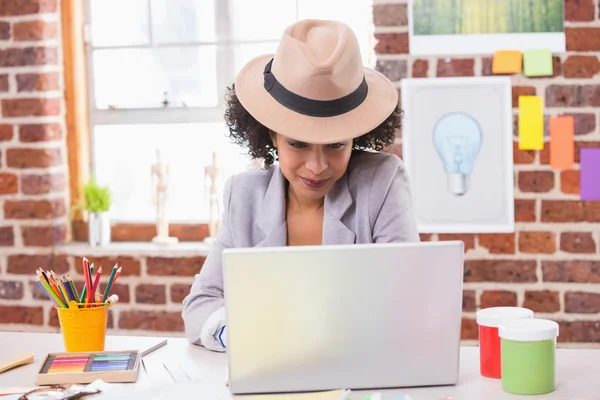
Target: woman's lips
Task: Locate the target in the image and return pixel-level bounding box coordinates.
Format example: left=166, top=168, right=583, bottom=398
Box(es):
left=301, top=177, right=329, bottom=189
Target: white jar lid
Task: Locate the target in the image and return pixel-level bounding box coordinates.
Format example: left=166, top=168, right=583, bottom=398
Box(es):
left=499, top=318, right=559, bottom=342
left=476, top=306, right=534, bottom=328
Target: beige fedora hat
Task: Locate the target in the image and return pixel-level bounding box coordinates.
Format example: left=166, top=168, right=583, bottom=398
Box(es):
left=234, top=19, right=398, bottom=144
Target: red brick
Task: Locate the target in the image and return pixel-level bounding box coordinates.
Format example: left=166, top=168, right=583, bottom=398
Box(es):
left=8, top=254, right=69, bottom=274
left=574, top=141, right=600, bottom=163
left=564, top=113, right=596, bottom=136
left=558, top=320, right=600, bottom=342
left=0, top=47, right=57, bottom=67
left=563, top=56, right=600, bottom=79
left=17, top=72, right=59, bottom=92
left=0, top=0, right=57, bottom=16
left=513, top=142, right=536, bottom=164
left=565, top=0, right=595, bottom=21
left=543, top=260, right=600, bottom=283
left=523, top=291, right=560, bottom=313
left=419, top=233, right=432, bottom=241
left=519, top=231, right=556, bottom=254
left=560, top=232, right=596, bottom=254
left=0, top=124, right=13, bottom=141
left=545, top=85, right=580, bottom=107
left=438, top=234, right=474, bottom=252
left=560, top=170, right=580, bottom=195
left=146, top=257, right=205, bottom=276
left=19, top=123, right=61, bottom=142
left=374, top=33, right=408, bottom=54
left=565, top=292, right=600, bottom=314
left=518, top=171, right=554, bottom=193
left=4, top=198, right=65, bottom=219
left=0, top=74, right=8, bottom=92
left=478, top=234, right=515, bottom=254
left=515, top=199, right=536, bottom=222
left=119, top=311, right=184, bottom=331
left=412, top=59, right=428, bottom=78
left=480, top=290, right=517, bottom=308
left=21, top=172, right=65, bottom=194
left=22, top=224, right=66, bottom=246
left=461, top=318, right=477, bottom=340
left=81, top=257, right=141, bottom=277
left=0, top=173, right=18, bottom=194
left=566, top=28, right=600, bottom=51
left=171, top=283, right=191, bottom=303
left=465, top=260, right=537, bottom=282
left=512, top=86, right=536, bottom=108
left=6, top=148, right=61, bottom=168
left=0, top=226, right=14, bottom=246
left=0, top=22, right=9, bottom=40
left=1, top=98, right=60, bottom=117
left=0, top=281, right=24, bottom=299
left=436, top=58, right=474, bottom=77
left=581, top=85, right=600, bottom=107
left=135, top=284, right=166, bottom=304
left=541, top=200, right=600, bottom=222
left=373, top=4, right=407, bottom=26
left=481, top=57, right=493, bottom=76
left=0, top=305, right=43, bottom=324
left=462, top=290, right=476, bottom=312
left=13, top=20, right=56, bottom=41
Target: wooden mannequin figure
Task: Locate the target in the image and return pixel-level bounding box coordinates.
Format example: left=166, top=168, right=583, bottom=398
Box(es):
left=151, top=149, right=178, bottom=245
left=204, top=151, right=222, bottom=245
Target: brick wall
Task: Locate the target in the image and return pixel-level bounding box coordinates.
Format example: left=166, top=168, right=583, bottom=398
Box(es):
left=1, top=0, right=599, bottom=346
left=374, top=0, right=600, bottom=345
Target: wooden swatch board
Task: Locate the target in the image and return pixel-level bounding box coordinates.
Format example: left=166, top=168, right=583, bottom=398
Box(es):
left=35, top=350, right=140, bottom=385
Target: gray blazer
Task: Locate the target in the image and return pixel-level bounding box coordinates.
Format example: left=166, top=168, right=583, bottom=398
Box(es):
left=181, top=151, right=420, bottom=350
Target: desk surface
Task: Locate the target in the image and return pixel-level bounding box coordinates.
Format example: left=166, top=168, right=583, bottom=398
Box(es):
left=0, top=332, right=597, bottom=399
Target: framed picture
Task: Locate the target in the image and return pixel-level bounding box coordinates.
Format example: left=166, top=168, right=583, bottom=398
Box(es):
left=408, top=0, right=565, bottom=55
left=401, top=77, right=514, bottom=233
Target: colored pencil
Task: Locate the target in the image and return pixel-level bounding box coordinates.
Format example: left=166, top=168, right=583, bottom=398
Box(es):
left=87, top=263, right=95, bottom=304
left=39, top=278, right=66, bottom=308
left=66, top=275, right=79, bottom=301
left=113, top=266, right=122, bottom=285
left=36, top=280, right=60, bottom=307
left=61, top=277, right=75, bottom=302
left=102, top=265, right=118, bottom=303
left=91, top=266, right=103, bottom=301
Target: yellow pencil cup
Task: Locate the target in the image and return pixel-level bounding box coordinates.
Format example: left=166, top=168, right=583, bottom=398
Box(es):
left=56, top=296, right=113, bottom=352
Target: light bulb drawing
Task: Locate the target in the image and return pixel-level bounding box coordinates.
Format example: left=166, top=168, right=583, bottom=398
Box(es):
left=432, top=112, right=483, bottom=196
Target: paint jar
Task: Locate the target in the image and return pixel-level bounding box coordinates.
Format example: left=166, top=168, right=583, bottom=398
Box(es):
left=56, top=294, right=112, bottom=352
left=499, top=318, right=559, bottom=395
left=476, top=306, right=533, bottom=378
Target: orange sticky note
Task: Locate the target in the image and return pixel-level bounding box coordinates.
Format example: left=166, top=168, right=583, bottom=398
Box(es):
left=492, top=50, right=522, bottom=74
left=550, top=116, right=574, bottom=169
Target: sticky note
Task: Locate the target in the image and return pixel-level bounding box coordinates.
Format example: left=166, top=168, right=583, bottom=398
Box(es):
left=518, top=96, right=544, bottom=150
left=580, top=148, right=600, bottom=200
left=549, top=116, right=574, bottom=169
left=492, top=50, right=522, bottom=74
left=523, top=49, right=553, bottom=77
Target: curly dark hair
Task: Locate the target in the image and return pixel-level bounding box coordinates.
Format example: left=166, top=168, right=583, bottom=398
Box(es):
left=224, top=84, right=402, bottom=168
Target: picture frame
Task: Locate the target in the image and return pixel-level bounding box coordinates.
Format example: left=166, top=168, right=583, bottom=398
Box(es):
left=408, top=0, right=566, bottom=55
left=401, top=77, right=514, bottom=233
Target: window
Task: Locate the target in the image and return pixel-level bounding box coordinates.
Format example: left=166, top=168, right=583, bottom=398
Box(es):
left=85, top=0, right=374, bottom=223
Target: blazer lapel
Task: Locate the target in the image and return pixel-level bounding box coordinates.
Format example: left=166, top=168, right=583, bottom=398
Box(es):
left=323, top=172, right=356, bottom=245
left=255, top=166, right=288, bottom=247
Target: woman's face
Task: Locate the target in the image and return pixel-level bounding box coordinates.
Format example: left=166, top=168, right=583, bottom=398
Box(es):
left=270, top=132, right=353, bottom=202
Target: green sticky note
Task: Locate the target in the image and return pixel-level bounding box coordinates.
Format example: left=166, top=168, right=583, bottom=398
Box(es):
left=523, top=49, right=553, bottom=77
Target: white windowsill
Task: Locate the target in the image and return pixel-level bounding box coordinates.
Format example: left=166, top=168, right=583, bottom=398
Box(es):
left=54, top=241, right=213, bottom=257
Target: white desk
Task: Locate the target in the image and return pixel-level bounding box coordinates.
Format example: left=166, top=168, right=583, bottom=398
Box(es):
left=0, top=332, right=598, bottom=399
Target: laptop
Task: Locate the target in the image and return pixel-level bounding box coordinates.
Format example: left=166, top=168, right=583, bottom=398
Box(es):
left=222, top=241, right=464, bottom=395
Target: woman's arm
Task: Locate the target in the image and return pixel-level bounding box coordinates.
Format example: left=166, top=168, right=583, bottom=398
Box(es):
left=370, top=156, right=420, bottom=243
left=181, top=175, right=235, bottom=351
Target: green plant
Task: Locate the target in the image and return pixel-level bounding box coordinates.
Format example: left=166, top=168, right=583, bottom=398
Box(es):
left=73, top=179, right=112, bottom=214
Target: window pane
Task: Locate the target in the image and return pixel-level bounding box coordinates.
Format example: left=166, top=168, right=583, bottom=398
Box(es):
left=228, top=0, right=296, bottom=41
left=151, top=0, right=217, bottom=43
left=93, top=123, right=254, bottom=223
left=298, top=0, right=373, bottom=66
left=93, top=46, right=218, bottom=109
left=90, top=0, right=150, bottom=46
left=232, top=42, right=279, bottom=76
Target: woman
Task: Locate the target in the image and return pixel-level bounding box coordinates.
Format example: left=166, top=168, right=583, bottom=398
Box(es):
left=182, top=19, right=420, bottom=352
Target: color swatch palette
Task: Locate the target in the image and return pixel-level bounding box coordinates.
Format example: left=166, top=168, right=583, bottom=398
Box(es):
left=36, top=350, right=140, bottom=385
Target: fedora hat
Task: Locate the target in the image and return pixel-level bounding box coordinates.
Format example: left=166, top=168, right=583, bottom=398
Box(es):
left=234, top=19, right=398, bottom=144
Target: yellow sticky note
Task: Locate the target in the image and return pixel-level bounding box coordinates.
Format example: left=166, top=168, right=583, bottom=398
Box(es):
left=492, top=50, right=522, bottom=74
left=518, top=96, right=544, bottom=150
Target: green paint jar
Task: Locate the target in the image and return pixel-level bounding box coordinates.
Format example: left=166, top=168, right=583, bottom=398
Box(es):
left=499, top=318, right=559, bottom=395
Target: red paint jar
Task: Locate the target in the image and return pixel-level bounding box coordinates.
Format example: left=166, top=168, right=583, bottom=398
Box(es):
left=476, top=307, right=533, bottom=379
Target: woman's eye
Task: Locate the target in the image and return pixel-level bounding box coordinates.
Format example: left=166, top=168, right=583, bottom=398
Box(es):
left=328, top=143, right=344, bottom=149
left=288, top=142, right=306, bottom=148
